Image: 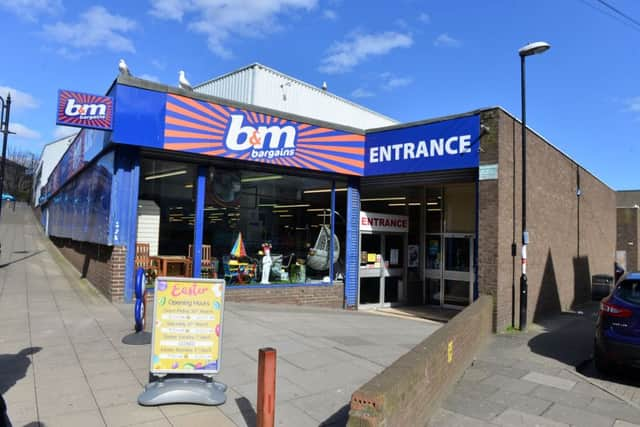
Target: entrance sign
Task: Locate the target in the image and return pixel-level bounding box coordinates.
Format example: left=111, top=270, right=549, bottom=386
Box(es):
left=56, top=90, right=113, bottom=130
left=139, top=277, right=227, bottom=406
left=150, top=277, right=225, bottom=374
left=365, top=114, right=480, bottom=176
left=360, top=211, right=409, bottom=233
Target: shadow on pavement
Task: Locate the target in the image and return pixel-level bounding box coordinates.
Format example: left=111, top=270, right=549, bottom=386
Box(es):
left=0, top=347, right=42, bottom=395
left=321, top=404, right=349, bottom=426
left=528, top=304, right=640, bottom=389
left=527, top=308, right=597, bottom=367
left=0, top=250, right=45, bottom=269
left=235, top=397, right=256, bottom=426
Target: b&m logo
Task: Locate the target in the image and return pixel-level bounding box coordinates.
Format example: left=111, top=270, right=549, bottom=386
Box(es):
left=64, top=99, right=107, bottom=120
left=225, top=114, right=296, bottom=159
left=56, top=90, right=113, bottom=131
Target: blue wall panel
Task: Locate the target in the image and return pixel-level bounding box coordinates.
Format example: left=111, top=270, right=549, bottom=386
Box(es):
left=112, top=85, right=167, bottom=149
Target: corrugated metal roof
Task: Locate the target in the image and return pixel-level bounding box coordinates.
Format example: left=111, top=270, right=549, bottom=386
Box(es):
left=194, top=63, right=398, bottom=129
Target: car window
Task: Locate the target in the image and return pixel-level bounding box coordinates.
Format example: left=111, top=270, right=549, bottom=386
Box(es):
left=616, top=279, right=640, bottom=304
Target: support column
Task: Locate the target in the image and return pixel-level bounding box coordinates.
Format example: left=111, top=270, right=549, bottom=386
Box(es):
left=345, top=176, right=360, bottom=308
left=192, top=166, right=207, bottom=277
left=112, top=146, right=141, bottom=303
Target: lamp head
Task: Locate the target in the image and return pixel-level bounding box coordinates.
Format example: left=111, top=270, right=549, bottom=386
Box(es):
left=519, top=41, right=551, bottom=57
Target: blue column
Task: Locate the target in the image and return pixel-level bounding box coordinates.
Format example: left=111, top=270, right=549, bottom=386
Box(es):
left=112, top=146, right=140, bottom=303
left=192, top=165, right=207, bottom=277
left=329, top=180, right=336, bottom=282
left=345, top=176, right=360, bottom=308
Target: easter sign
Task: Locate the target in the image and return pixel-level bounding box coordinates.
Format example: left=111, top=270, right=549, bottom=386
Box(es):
left=150, top=277, right=225, bottom=375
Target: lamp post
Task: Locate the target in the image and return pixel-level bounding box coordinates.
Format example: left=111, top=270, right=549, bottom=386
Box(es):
left=518, top=42, right=550, bottom=331
left=0, top=93, right=12, bottom=253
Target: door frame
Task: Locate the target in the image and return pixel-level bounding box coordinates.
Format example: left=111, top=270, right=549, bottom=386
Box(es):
left=424, top=232, right=474, bottom=309
left=357, top=231, right=407, bottom=310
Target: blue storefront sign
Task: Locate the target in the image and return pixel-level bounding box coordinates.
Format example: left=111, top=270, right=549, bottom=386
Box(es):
left=364, top=114, right=480, bottom=176
left=57, top=89, right=114, bottom=131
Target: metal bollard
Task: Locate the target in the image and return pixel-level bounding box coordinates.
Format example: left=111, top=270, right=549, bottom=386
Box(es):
left=257, top=348, right=277, bottom=427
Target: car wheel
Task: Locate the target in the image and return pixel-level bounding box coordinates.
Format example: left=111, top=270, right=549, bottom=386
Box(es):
left=594, top=344, right=611, bottom=374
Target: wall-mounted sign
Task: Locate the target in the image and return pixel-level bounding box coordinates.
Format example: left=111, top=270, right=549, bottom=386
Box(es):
left=149, top=277, right=225, bottom=375
left=479, top=164, right=498, bottom=181
left=365, top=115, right=480, bottom=176
left=57, top=90, right=113, bottom=131
left=360, top=211, right=409, bottom=233
left=163, top=94, right=365, bottom=176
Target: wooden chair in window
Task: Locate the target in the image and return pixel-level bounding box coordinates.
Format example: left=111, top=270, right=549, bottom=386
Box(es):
left=135, top=243, right=150, bottom=270
left=188, top=244, right=218, bottom=278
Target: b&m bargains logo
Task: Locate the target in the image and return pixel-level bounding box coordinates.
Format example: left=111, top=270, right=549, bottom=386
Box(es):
left=225, top=115, right=296, bottom=159
left=56, top=90, right=113, bottom=130
left=64, top=98, right=107, bottom=120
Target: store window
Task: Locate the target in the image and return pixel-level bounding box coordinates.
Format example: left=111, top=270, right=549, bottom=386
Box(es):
left=202, top=167, right=344, bottom=285
left=138, top=159, right=197, bottom=263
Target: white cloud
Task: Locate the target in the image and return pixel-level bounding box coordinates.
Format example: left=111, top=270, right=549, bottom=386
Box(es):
left=151, top=59, right=166, bottom=70
left=149, top=0, right=318, bottom=58
left=53, top=125, right=78, bottom=139
left=43, top=6, right=137, bottom=54
left=434, top=33, right=461, bottom=48
left=625, top=97, right=640, bottom=113
left=1, top=0, right=62, bottom=21
left=418, top=13, right=431, bottom=24
left=351, top=88, right=374, bottom=98
left=10, top=123, right=41, bottom=140
left=0, top=86, right=39, bottom=110
left=381, top=74, right=412, bottom=90
left=323, top=9, right=337, bottom=20
left=139, top=74, right=160, bottom=83
left=320, top=31, right=413, bottom=74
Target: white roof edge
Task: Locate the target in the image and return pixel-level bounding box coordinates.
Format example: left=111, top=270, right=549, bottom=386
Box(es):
left=37, top=133, right=77, bottom=160
left=494, top=106, right=612, bottom=191
left=194, top=62, right=399, bottom=124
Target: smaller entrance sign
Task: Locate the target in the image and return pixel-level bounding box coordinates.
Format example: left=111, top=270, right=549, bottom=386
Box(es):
left=360, top=211, right=409, bottom=233
left=149, top=277, right=225, bottom=374
left=57, top=89, right=113, bottom=130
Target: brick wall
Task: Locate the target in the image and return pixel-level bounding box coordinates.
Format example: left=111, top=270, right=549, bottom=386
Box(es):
left=347, top=295, right=493, bottom=426
left=50, top=237, right=127, bottom=302
left=490, top=109, right=615, bottom=331
left=617, top=208, right=639, bottom=271
left=225, top=283, right=344, bottom=308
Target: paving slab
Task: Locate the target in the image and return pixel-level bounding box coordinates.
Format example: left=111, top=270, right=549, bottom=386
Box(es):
left=492, top=408, right=569, bottom=427
left=543, top=402, right=616, bottom=427
left=522, top=371, right=576, bottom=391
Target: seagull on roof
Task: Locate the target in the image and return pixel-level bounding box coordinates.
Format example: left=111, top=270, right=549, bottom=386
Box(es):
left=118, top=59, right=131, bottom=76
left=178, top=70, right=192, bottom=91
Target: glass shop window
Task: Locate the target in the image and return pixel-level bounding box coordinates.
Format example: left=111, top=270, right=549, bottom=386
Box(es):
left=202, top=167, right=344, bottom=285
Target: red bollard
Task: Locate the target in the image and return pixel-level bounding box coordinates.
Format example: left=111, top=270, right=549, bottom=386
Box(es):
left=257, top=347, right=277, bottom=427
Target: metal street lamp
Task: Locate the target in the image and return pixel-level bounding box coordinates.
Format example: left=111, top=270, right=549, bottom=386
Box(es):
left=518, top=41, right=550, bottom=331
left=0, top=93, right=12, bottom=253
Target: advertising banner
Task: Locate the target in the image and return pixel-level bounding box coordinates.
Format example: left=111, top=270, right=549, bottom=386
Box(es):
left=365, top=114, right=480, bottom=176
left=163, top=93, right=365, bottom=176
left=360, top=211, right=409, bottom=233
left=57, top=89, right=114, bottom=130
left=150, top=277, right=226, bottom=375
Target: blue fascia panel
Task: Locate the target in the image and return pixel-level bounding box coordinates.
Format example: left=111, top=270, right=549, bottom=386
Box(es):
left=111, top=84, right=167, bottom=149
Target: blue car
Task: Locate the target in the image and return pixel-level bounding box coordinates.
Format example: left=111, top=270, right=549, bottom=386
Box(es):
left=1, top=193, right=15, bottom=201
left=594, top=272, right=640, bottom=372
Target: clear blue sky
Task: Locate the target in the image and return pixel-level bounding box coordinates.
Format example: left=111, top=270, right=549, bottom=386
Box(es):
left=2, top=0, right=638, bottom=189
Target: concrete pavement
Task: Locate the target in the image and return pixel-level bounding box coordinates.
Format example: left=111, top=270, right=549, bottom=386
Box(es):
left=0, top=203, right=440, bottom=426
left=429, top=305, right=640, bottom=427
